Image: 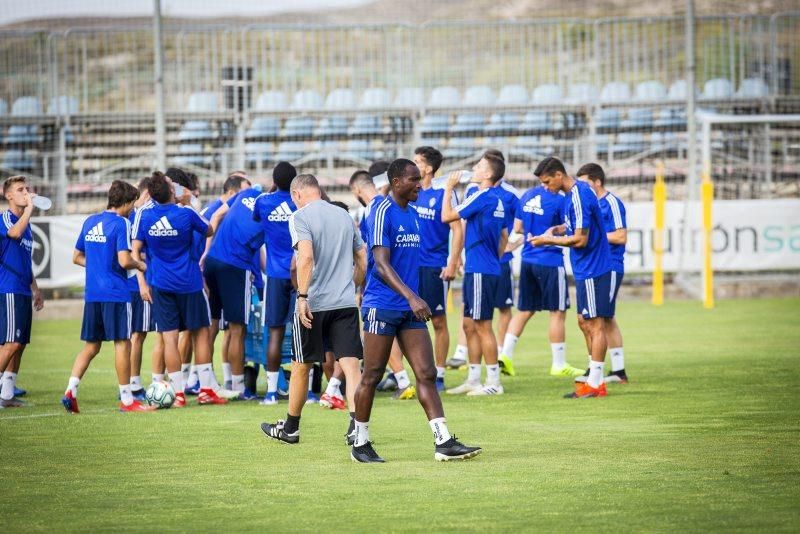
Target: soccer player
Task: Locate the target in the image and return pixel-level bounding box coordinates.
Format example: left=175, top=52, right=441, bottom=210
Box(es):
left=412, top=146, right=464, bottom=391
left=62, top=180, right=153, bottom=413
left=132, top=171, right=226, bottom=407
left=441, top=153, right=508, bottom=396
left=351, top=159, right=481, bottom=463
left=0, top=175, right=44, bottom=408
left=253, top=161, right=297, bottom=405
left=530, top=157, right=614, bottom=398
left=498, top=160, right=584, bottom=377
left=576, top=163, right=629, bottom=383
left=260, top=174, right=366, bottom=445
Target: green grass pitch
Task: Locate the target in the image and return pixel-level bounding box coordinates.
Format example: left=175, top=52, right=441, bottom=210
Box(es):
left=3, top=298, right=799, bottom=531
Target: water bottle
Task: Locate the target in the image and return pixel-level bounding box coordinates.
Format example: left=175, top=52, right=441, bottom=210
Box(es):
left=432, top=170, right=474, bottom=188
left=32, top=195, right=52, bottom=211
left=372, top=172, right=389, bottom=189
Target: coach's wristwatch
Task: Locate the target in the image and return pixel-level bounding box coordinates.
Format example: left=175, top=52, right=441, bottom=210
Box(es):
left=297, top=293, right=308, bottom=300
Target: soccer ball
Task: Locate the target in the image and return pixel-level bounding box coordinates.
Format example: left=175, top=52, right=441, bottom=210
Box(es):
left=145, top=380, right=176, bottom=409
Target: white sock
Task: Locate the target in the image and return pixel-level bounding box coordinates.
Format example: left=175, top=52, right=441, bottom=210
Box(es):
left=267, top=371, right=279, bottom=394
left=222, top=363, right=232, bottom=383
left=486, top=364, right=500, bottom=385
left=168, top=371, right=184, bottom=394
left=66, top=376, right=81, bottom=397
left=152, top=373, right=164, bottom=383
left=429, top=417, right=451, bottom=445
left=354, top=420, right=370, bottom=447
left=130, top=375, right=142, bottom=390
left=453, top=344, right=467, bottom=361
left=551, top=343, right=567, bottom=368
left=0, top=371, right=16, bottom=400
left=210, top=368, right=221, bottom=390
left=119, top=384, right=134, bottom=406
left=467, top=364, right=481, bottom=383
left=181, top=363, right=190, bottom=386
left=496, top=346, right=503, bottom=357
left=395, top=370, right=410, bottom=390
left=610, top=347, right=625, bottom=372
left=436, top=366, right=445, bottom=379
left=232, top=374, right=245, bottom=393
left=501, top=334, right=518, bottom=359
left=187, top=365, right=199, bottom=387
left=325, top=377, right=342, bottom=397
left=197, top=363, right=214, bottom=389
left=587, top=360, right=605, bottom=389
left=308, top=368, right=314, bottom=392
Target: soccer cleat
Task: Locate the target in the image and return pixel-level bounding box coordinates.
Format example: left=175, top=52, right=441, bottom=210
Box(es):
left=605, top=370, right=629, bottom=384
left=131, top=388, right=146, bottom=401
left=564, top=382, right=608, bottom=398
left=319, top=393, right=346, bottom=411
left=351, top=442, right=385, bottom=463
left=261, top=420, right=299, bottom=445
left=550, top=364, right=586, bottom=378
left=260, top=392, right=279, bottom=406
left=214, top=387, right=241, bottom=400
left=435, top=377, right=445, bottom=392
left=376, top=373, right=397, bottom=392
left=498, top=353, right=516, bottom=376
left=446, top=380, right=481, bottom=395
left=466, top=383, right=504, bottom=396
left=239, top=389, right=258, bottom=401
left=445, top=356, right=467, bottom=370
left=14, top=385, right=26, bottom=397
left=392, top=385, right=416, bottom=400
left=573, top=367, right=590, bottom=383
left=61, top=391, right=79, bottom=413
left=0, top=397, right=25, bottom=408
left=305, top=392, right=320, bottom=405
left=434, top=436, right=483, bottom=461
left=119, top=400, right=157, bottom=412
left=173, top=392, right=187, bottom=408
left=184, top=382, right=200, bottom=396
left=197, top=388, right=228, bottom=405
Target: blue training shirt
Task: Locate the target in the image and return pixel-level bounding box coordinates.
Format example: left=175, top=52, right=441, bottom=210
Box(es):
left=76, top=211, right=132, bottom=303
left=127, top=200, right=153, bottom=292
left=0, top=210, right=33, bottom=295
left=207, top=188, right=264, bottom=270
left=363, top=194, right=385, bottom=276
left=362, top=196, right=421, bottom=311
left=562, top=180, right=612, bottom=281
left=253, top=189, right=296, bottom=279
left=516, top=186, right=565, bottom=267
left=133, top=202, right=209, bottom=293
left=598, top=192, right=627, bottom=273
left=457, top=187, right=505, bottom=276
left=412, top=185, right=458, bottom=268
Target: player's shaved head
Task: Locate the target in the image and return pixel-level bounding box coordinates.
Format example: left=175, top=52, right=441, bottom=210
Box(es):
left=291, top=173, right=320, bottom=192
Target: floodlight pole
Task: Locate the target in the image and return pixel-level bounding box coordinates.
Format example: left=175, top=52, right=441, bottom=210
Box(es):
left=153, top=0, right=166, bottom=171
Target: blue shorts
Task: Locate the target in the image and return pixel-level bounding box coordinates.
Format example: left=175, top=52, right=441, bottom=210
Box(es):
left=203, top=256, right=251, bottom=325
left=264, top=277, right=295, bottom=328
left=518, top=262, right=570, bottom=312
left=130, top=291, right=155, bottom=333
left=81, top=301, right=132, bottom=342
left=495, top=262, right=514, bottom=309
left=463, top=272, right=498, bottom=321
left=362, top=307, right=427, bottom=337
left=575, top=271, right=621, bottom=319
left=418, top=266, right=448, bottom=317
left=152, top=288, right=211, bottom=332
left=1, top=293, right=32, bottom=345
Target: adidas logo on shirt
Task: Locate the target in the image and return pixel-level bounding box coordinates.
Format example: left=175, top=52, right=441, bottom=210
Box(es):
left=523, top=195, right=544, bottom=215
left=493, top=199, right=505, bottom=218
left=267, top=202, right=293, bottom=222
left=435, top=304, right=444, bottom=311
left=242, top=197, right=257, bottom=212
left=85, top=222, right=107, bottom=243
left=398, top=225, right=405, bottom=231
left=148, top=216, right=178, bottom=237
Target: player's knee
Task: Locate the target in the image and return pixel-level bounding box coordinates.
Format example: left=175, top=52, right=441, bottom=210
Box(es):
left=416, top=366, right=436, bottom=385
left=359, top=368, right=383, bottom=389
left=462, top=318, right=476, bottom=335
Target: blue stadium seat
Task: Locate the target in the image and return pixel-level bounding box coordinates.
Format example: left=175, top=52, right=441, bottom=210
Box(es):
left=600, top=82, right=631, bottom=103
left=245, top=142, right=275, bottom=164
left=443, top=137, right=479, bottom=159
left=393, top=87, right=425, bottom=108
left=635, top=81, right=667, bottom=101
left=428, top=86, right=461, bottom=108
left=178, top=92, right=218, bottom=142
left=274, top=141, right=307, bottom=161
left=419, top=114, right=451, bottom=135
left=653, top=108, right=686, bottom=128
left=360, top=88, right=390, bottom=109
left=511, top=136, right=553, bottom=158
left=449, top=113, right=486, bottom=133
left=593, top=134, right=611, bottom=155
left=484, top=113, right=520, bottom=133
left=254, top=90, right=287, bottom=111
left=313, top=116, right=348, bottom=137
left=612, top=133, right=646, bottom=156
left=650, top=132, right=680, bottom=153
left=567, top=83, right=598, bottom=104
left=5, top=97, right=42, bottom=145
left=2, top=150, right=35, bottom=171
left=246, top=117, right=281, bottom=139
left=47, top=96, right=78, bottom=115
left=620, top=108, right=653, bottom=129
left=281, top=116, right=315, bottom=137
left=594, top=108, right=621, bottom=130
left=518, top=111, right=550, bottom=131
left=736, top=78, right=769, bottom=98
left=174, top=143, right=214, bottom=166
left=702, top=78, right=734, bottom=99
left=325, top=89, right=357, bottom=109
left=187, top=92, right=219, bottom=112
left=343, top=139, right=382, bottom=161
left=348, top=114, right=385, bottom=136
left=667, top=79, right=698, bottom=100
left=291, top=90, right=323, bottom=110
left=531, top=84, right=562, bottom=105
left=496, top=85, right=528, bottom=106
left=463, top=85, right=495, bottom=107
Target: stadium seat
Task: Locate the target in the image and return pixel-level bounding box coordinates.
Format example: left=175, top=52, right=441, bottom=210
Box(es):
left=47, top=96, right=79, bottom=115
left=359, top=88, right=391, bottom=109
left=187, top=92, right=219, bottom=112
left=600, top=82, right=631, bottom=103
left=245, top=117, right=281, bottom=139
left=5, top=97, right=42, bottom=145
left=324, top=89, right=357, bottom=109
left=245, top=142, right=275, bottom=164
left=348, top=114, right=385, bottom=136
left=650, top=132, right=680, bottom=153
left=178, top=92, right=219, bottom=142
left=484, top=113, right=521, bottom=133
left=0, top=98, right=7, bottom=116
left=511, top=136, right=552, bottom=158
left=667, top=79, right=698, bottom=100
left=274, top=141, right=307, bottom=161
left=702, top=78, right=734, bottom=99
left=594, top=108, right=621, bottom=130
left=281, top=116, right=315, bottom=137
left=178, top=121, right=217, bottom=141
left=496, top=85, right=528, bottom=106
left=313, top=116, right=348, bottom=137
left=462, top=85, right=495, bottom=107
left=634, top=81, right=667, bottom=101
left=291, top=90, right=324, bottom=110
left=443, top=137, right=479, bottom=159
left=611, top=133, right=646, bottom=156
left=593, top=134, right=611, bottom=155
left=254, top=90, right=287, bottom=111
left=449, top=113, right=486, bottom=133
left=567, top=83, right=599, bottom=104
left=620, top=108, right=653, bottom=129
left=343, top=139, right=382, bottom=161
left=518, top=111, right=550, bottom=131
left=393, top=87, right=425, bottom=108
left=653, top=108, right=686, bottom=128
left=419, top=114, right=451, bottom=135
left=428, top=86, right=461, bottom=108
left=174, top=143, right=213, bottom=166
left=736, top=78, right=769, bottom=98
left=2, top=150, right=35, bottom=171
left=531, top=84, right=563, bottom=105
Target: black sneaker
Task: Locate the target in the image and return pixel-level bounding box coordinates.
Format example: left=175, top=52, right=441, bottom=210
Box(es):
left=605, top=369, right=629, bottom=384
left=574, top=367, right=590, bottom=384
left=345, top=429, right=356, bottom=446
left=434, top=436, right=482, bottom=461
left=260, top=420, right=299, bottom=445
left=351, top=441, right=385, bottom=463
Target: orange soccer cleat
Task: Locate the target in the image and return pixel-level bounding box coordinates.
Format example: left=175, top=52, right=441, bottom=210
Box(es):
left=564, top=381, right=608, bottom=398
left=119, top=400, right=157, bottom=412
left=197, top=388, right=228, bottom=405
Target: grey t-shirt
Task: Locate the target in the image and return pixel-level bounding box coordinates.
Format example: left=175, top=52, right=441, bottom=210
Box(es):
left=289, top=199, right=364, bottom=312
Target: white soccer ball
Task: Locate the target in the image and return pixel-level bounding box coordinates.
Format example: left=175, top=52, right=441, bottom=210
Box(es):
left=145, top=380, right=176, bottom=409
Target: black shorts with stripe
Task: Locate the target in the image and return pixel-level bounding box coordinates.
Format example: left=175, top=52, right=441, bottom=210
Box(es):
left=292, top=306, right=363, bottom=364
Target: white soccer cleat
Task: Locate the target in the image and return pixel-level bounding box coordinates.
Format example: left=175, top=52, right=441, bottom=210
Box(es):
left=215, top=388, right=242, bottom=400
left=466, top=383, right=504, bottom=396
left=446, top=380, right=482, bottom=395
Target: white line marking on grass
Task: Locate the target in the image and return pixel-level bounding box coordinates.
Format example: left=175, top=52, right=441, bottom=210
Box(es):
left=0, top=408, right=117, bottom=421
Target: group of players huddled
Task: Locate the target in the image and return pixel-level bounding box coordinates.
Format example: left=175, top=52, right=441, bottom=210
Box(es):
left=0, top=147, right=629, bottom=461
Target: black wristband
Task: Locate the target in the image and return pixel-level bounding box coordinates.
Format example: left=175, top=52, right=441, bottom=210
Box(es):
left=298, top=293, right=308, bottom=299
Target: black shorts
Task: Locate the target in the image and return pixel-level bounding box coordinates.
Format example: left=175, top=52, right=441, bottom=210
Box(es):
left=292, top=307, right=363, bottom=364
